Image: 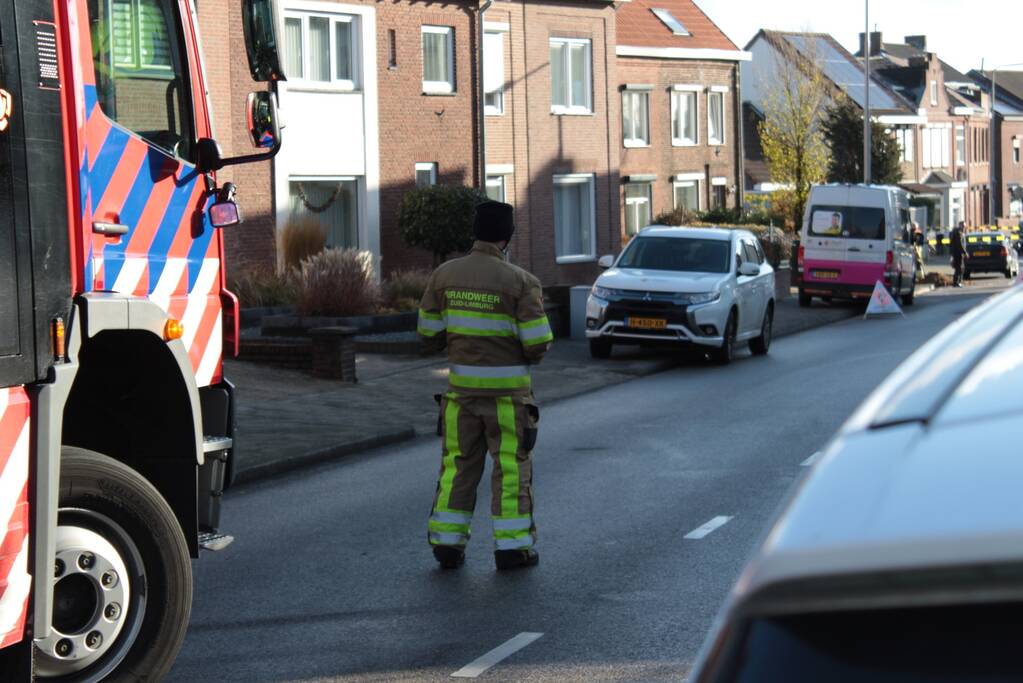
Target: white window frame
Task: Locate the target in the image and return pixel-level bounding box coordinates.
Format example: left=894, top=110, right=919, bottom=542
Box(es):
left=955, top=125, right=966, bottom=165
left=671, top=85, right=700, bottom=146
left=483, top=29, right=505, bottom=115
left=622, top=89, right=650, bottom=147
left=553, top=173, right=597, bottom=263
left=673, top=177, right=701, bottom=211
left=549, top=37, right=592, bottom=115
left=288, top=175, right=361, bottom=249
left=707, top=90, right=726, bottom=146
left=415, top=162, right=437, bottom=187
left=485, top=174, right=507, bottom=203
left=422, top=25, right=455, bottom=94
left=930, top=80, right=938, bottom=106
left=283, top=10, right=360, bottom=92
left=624, top=182, right=653, bottom=236
left=895, top=126, right=914, bottom=163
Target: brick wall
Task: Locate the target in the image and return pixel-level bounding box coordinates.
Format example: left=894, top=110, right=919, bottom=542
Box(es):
left=999, top=119, right=1023, bottom=221
left=617, top=57, right=740, bottom=229
left=486, top=0, right=621, bottom=286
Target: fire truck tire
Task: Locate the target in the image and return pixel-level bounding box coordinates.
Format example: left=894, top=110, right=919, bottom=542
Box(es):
left=35, top=447, right=192, bottom=682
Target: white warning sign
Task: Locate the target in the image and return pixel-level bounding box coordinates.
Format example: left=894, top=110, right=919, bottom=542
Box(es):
left=864, top=281, right=904, bottom=318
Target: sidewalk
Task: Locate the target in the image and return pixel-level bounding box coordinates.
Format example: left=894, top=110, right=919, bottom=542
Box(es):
left=228, top=296, right=866, bottom=483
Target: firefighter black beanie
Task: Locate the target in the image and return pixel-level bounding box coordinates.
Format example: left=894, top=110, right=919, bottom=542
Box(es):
left=472, top=201, right=515, bottom=243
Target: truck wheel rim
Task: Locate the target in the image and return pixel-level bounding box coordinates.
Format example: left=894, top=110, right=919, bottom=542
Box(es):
left=35, top=509, right=147, bottom=680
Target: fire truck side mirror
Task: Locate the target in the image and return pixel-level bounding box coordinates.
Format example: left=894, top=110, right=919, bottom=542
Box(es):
left=242, top=0, right=286, bottom=82
left=246, top=91, right=280, bottom=150
left=195, top=138, right=224, bottom=173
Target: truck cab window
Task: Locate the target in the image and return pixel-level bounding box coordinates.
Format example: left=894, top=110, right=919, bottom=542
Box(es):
left=87, top=0, right=195, bottom=161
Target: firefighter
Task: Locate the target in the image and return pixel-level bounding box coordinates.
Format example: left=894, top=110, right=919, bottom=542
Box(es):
left=418, top=201, right=553, bottom=571
left=951, top=221, right=968, bottom=287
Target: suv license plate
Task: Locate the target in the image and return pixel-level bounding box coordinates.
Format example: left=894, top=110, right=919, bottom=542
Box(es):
left=627, top=317, right=667, bottom=330
left=974, top=251, right=990, bottom=257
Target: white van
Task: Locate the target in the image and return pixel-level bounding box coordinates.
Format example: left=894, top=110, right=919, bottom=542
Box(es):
left=797, top=184, right=918, bottom=306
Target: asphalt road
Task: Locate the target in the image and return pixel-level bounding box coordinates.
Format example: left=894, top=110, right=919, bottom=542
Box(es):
left=168, top=285, right=1003, bottom=683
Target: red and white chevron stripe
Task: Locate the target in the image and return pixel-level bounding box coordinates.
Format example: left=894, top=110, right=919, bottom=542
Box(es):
left=0, top=387, right=31, bottom=650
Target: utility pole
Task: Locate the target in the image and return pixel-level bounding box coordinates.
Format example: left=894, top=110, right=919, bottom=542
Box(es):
left=863, top=0, right=871, bottom=185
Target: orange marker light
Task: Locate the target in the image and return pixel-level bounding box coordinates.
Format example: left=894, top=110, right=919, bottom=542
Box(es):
left=51, top=318, right=65, bottom=359
left=164, top=319, right=185, bottom=341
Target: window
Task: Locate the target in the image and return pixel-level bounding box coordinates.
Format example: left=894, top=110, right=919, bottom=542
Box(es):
left=416, top=162, right=437, bottom=188
left=553, top=174, right=595, bottom=262
left=422, top=26, right=454, bottom=94
left=930, top=80, right=938, bottom=106
left=624, top=183, right=652, bottom=236
left=388, top=29, right=397, bottom=69
left=895, top=127, right=914, bottom=163
left=617, top=236, right=730, bottom=273
left=922, top=126, right=950, bottom=168
left=708, top=91, right=725, bottom=146
left=742, top=239, right=761, bottom=266
left=671, top=89, right=698, bottom=145
left=283, top=12, right=358, bottom=89
left=651, top=8, right=689, bottom=36
left=955, top=126, right=965, bottom=165
left=87, top=0, right=195, bottom=160
left=712, top=184, right=727, bottom=209
left=673, top=179, right=700, bottom=212
left=486, top=175, right=506, bottom=202
left=809, top=205, right=885, bottom=240
left=622, top=91, right=650, bottom=147
left=1014, top=137, right=1020, bottom=164
left=484, top=31, right=504, bottom=114
left=289, top=178, right=359, bottom=248
left=550, top=38, right=592, bottom=114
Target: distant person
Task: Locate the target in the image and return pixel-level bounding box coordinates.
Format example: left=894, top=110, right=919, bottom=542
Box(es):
left=951, top=221, right=968, bottom=288
left=912, top=223, right=926, bottom=277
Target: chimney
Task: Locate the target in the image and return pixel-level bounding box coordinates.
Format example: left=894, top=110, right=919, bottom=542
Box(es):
left=858, top=31, right=882, bottom=57
left=905, top=35, right=927, bottom=51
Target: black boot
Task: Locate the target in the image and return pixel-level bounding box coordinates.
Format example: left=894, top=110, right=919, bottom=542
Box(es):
left=495, top=548, right=539, bottom=571
left=433, top=545, right=465, bottom=569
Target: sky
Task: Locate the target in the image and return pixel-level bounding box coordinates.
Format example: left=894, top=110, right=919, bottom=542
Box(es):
left=693, top=0, right=1022, bottom=74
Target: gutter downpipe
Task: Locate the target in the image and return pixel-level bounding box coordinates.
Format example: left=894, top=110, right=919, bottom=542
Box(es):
left=478, top=0, right=493, bottom=189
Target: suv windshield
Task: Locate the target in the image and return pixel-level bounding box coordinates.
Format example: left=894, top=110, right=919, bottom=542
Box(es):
left=808, top=205, right=885, bottom=240
left=617, top=236, right=730, bottom=273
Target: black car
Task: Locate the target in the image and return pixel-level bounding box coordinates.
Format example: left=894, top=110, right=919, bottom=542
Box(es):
left=964, top=233, right=1018, bottom=279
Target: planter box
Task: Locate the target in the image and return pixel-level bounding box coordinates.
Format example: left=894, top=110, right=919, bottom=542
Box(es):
left=262, top=311, right=417, bottom=337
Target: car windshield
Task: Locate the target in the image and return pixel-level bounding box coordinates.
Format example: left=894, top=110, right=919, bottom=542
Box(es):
left=728, top=602, right=1023, bottom=683
left=616, top=236, right=730, bottom=273
left=808, top=205, right=885, bottom=240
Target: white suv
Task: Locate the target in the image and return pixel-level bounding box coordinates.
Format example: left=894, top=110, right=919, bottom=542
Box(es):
left=585, top=227, right=775, bottom=364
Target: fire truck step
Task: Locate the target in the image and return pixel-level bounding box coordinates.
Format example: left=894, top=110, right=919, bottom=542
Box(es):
left=198, top=531, right=235, bottom=552
left=202, top=435, right=233, bottom=454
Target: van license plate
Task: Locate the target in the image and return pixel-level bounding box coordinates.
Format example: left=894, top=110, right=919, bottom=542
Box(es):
left=811, top=269, right=840, bottom=280
left=627, top=317, right=667, bottom=330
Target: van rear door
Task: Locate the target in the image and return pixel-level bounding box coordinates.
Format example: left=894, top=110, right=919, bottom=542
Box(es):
left=803, top=189, right=887, bottom=288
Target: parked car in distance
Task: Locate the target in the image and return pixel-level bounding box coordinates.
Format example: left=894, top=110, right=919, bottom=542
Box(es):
left=964, top=232, right=1018, bottom=279
left=798, top=184, right=917, bottom=307
left=585, top=226, right=774, bottom=364
left=688, top=285, right=1023, bottom=683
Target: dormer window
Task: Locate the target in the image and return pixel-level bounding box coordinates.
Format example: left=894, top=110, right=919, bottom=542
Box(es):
left=651, top=8, right=689, bottom=36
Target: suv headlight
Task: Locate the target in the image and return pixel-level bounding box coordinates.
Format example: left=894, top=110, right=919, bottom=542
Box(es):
left=591, top=285, right=615, bottom=300
left=686, top=291, right=720, bottom=305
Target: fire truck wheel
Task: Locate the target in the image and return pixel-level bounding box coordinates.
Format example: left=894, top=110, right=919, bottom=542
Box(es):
left=34, top=447, right=192, bottom=682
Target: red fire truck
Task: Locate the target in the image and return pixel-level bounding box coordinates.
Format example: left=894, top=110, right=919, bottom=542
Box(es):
left=0, top=0, right=284, bottom=679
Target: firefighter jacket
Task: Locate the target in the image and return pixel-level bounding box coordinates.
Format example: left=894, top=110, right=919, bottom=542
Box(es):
left=418, top=241, right=553, bottom=396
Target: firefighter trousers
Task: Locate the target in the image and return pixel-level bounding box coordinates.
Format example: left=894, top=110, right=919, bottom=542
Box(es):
left=428, top=392, right=538, bottom=551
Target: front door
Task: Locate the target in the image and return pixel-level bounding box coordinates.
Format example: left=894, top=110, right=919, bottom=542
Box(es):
left=75, top=0, right=223, bottom=386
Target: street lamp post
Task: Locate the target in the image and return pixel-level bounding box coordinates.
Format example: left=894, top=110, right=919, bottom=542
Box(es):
left=864, top=0, right=871, bottom=185
left=989, top=62, right=1023, bottom=226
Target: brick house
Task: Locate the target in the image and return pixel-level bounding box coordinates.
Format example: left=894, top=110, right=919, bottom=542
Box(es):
left=479, top=0, right=621, bottom=286
left=968, top=70, right=1023, bottom=224
left=202, top=0, right=623, bottom=286
left=860, top=34, right=992, bottom=227
left=613, top=0, right=748, bottom=240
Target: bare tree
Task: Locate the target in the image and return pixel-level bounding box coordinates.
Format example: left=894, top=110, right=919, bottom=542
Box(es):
left=758, top=35, right=830, bottom=229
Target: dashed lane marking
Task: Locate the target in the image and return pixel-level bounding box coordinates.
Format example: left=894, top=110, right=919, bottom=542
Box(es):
left=684, top=516, right=733, bottom=540
left=801, top=451, right=823, bottom=467
left=451, top=632, right=544, bottom=678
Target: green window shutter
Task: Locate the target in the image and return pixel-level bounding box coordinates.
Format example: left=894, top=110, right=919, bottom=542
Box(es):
left=110, top=0, right=136, bottom=67
left=137, top=0, right=172, bottom=68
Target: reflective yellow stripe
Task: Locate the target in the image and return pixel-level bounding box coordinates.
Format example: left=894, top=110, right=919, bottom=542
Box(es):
left=496, top=397, right=520, bottom=518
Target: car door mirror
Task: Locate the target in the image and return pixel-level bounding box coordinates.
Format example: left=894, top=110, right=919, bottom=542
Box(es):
left=739, top=261, right=760, bottom=277
left=598, top=255, right=615, bottom=269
